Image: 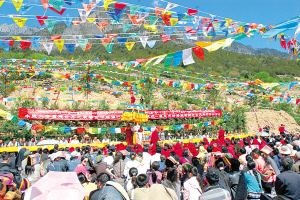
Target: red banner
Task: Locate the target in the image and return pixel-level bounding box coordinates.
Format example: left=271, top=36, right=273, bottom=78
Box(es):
left=18, top=108, right=222, bottom=121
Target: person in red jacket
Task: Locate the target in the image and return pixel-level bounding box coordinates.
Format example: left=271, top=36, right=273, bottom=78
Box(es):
left=150, top=128, right=159, bottom=145
left=279, top=124, right=286, bottom=135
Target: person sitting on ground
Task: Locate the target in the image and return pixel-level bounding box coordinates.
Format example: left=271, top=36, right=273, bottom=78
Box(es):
left=103, top=150, right=114, bottom=166
left=162, top=167, right=181, bottom=200
left=89, top=155, right=117, bottom=179
left=244, top=155, right=264, bottom=200
left=275, top=156, right=300, bottom=200
left=125, top=152, right=140, bottom=178
left=147, top=161, right=162, bottom=186
left=128, top=174, right=150, bottom=200
left=183, top=166, right=204, bottom=200
left=0, top=152, right=22, bottom=188
left=109, top=151, right=125, bottom=186
left=47, top=153, right=67, bottom=172
left=89, top=173, right=130, bottom=200
left=0, top=178, right=21, bottom=200
left=180, top=150, right=191, bottom=165
left=200, top=167, right=231, bottom=200
left=78, top=172, right=97, bottom=200
left=125, top=167, right=138, bottom=192
left=67, top=151, right=81, bottom=172
left=191, top=157, right=204, bottom=176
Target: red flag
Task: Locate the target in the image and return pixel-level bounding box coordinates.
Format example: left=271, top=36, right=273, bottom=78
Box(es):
left=193, top=46, right=204, bottom=60
left=184, top=26, right=193, bottom=33
left=49, top=7, right=66, bottom=15
left=161, top=13, right=171, bottom=26
left=107, top=34, right=118, bottom=39
left=50, top=35, right=61, bottom=41
left=115, top=3, right=126, bottom=9
left=85, top=44, right=92, bottom=52
left=188, top=9, right=198, bottom=16
left=296, top=99, right=300, bottom=105
left=36, top=16, right=48, bottom=26
left=20, top=41, right=31, bottom=50
left=135, top=58, right=147, bottom=64
left=97, top=22, right=110, bottom=30
left=77, top=127, right=84, bottom=134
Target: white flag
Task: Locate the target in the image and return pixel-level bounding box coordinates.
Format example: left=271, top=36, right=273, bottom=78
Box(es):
left=139, top=36, right=148, bottom=48
left=73, top=35, right=82, bottom=47
left=182, top=48, right=195, bottom=66
left=165, top=2, right=177, bottom=13
left=43, top=42, right=54, bottom=55
left=222, top=38, right=235, bottom=49
left=78, top=9, right=90, bottom=22
left=295, top=23, right=300, bottom=39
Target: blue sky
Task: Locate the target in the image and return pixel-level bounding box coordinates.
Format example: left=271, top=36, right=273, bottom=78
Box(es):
left=0, top=0, right=299, bottom=52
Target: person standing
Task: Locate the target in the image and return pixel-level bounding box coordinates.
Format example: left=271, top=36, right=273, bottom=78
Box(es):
left=279, top=124, right=286, bottom=135
left=131, top=94, right=136, bottom=105
left=150, top=128, right=159, bottom=145
left=140, top=96, right=144, bottom=104
left=126, top=124, right=133, bottom=146
left=219, top=126, right=225, bottom=144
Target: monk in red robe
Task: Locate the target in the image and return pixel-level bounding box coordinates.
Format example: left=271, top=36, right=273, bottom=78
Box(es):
left=150, top=128, right=159, bottom=145
left=125, top=124, right=133, bottom=146
left=218, top=126, right=225, bottom=145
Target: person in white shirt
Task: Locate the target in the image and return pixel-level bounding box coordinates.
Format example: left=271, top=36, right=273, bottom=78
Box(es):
left=151, top=146, right=162, bottom=164
left=102, top=136, right=110, bottom=143
left=138, top=147, right=151, bottom=174
left=188, top=133, right=194, bottom=139
left=103, top=150, right=114, bottom=165
left=124, top=151, right=141, bottom=177
left=59, top=137, right=68, bottom=145
left=244, top=140, right=252, bottom=155
left=7, top=138, right=19, bottom=147
left=132, top=123, right=140, bottom=133
left=71, top=135, right=80, bottom=144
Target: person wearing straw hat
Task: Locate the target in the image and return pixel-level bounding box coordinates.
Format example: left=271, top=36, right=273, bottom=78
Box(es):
left=279, top=146, right=291, bottom=157
left=81, top=135, right=91, bottom=144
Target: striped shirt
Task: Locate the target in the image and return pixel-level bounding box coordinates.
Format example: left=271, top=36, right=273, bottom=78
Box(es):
left=200, top=185, right=231, bottom=200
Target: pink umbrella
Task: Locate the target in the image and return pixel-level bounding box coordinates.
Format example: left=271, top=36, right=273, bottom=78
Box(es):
left=24, top=171, right=87, bottom=200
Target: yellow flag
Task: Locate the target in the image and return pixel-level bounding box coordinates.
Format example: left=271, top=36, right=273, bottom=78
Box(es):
left=0, top=1, right=4, bottom=7
left=54, top=39, right=64, bottom=52
left=225, top=18, right=232, bottom=28
left=87, top=18, right=96, bottom=23
left=12, top=0, right=23, bottom=11
left=125, top=42, right=135, bottom=51
left=204, top=39, right=226, bottom=52
left=12, top=37, right=22, bottom=40
left=170, top=18, right=178, bottom=26
left=12, top=17, right=27, bottom=28
left=194, top=41, right=213, bottom=48
left=144, top=24, right=157, bottom=32
left=103, top=0, right=116, bottom=10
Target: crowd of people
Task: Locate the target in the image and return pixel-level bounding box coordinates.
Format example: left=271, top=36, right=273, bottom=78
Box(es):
left=0, top=126, right=300, bottom=200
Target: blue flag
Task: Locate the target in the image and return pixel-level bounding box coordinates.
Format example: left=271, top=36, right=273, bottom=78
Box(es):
left=65, top=44, right=75, bottom=53
left=173, top=51, right=182, bottom=66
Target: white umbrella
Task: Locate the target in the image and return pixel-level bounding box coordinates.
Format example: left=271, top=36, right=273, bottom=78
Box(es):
left=37, top=139, right=59, bottom=146
left=257, top=132, right=269, bottom=137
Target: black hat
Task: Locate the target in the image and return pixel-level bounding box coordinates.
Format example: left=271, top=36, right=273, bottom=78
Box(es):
left=206, top=167, right=219, bottom=183
left=136, top=174, right=149, bottom=187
